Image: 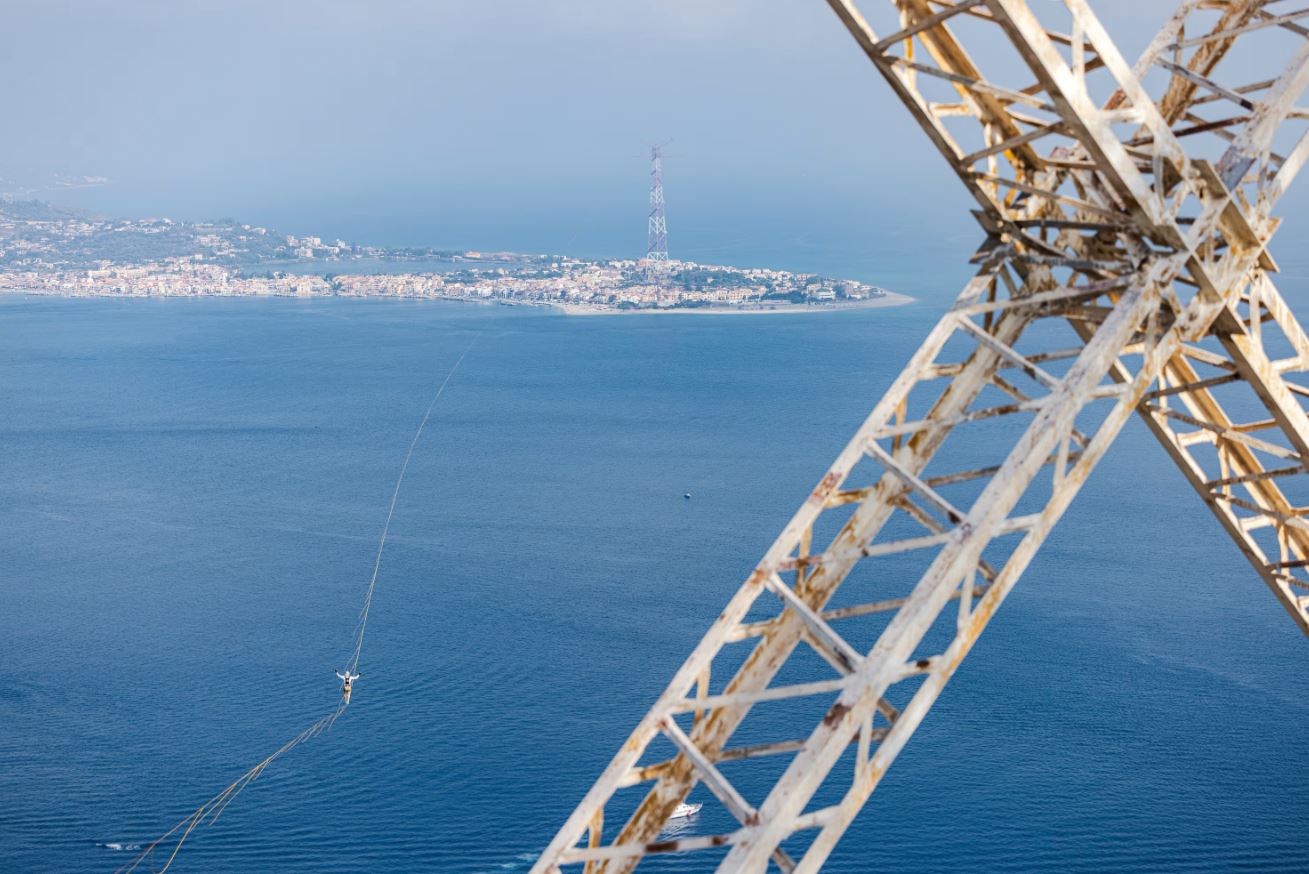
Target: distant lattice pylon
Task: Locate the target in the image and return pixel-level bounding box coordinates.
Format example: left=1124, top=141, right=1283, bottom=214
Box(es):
left=645, top=144, right=669, bottom=282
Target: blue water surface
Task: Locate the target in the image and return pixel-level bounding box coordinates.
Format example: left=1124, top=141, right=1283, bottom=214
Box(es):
left=1, top=294, right=1306, bottom=873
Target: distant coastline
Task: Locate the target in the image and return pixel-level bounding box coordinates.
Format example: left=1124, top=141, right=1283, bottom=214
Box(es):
left=554, top=292, right=914, bottom=316
left=0, top=287, right=918, bottom=315
left=0, top=198, right=916, bottom=314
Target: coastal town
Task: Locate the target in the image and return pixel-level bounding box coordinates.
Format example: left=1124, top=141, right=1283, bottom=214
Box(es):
left=0, top=199, right=908, bottom=313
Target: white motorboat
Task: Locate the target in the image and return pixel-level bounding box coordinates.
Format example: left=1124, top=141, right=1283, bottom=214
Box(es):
left=669, top=802, right=702, bottom=820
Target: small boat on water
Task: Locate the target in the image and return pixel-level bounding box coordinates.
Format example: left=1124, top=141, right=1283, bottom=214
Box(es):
left=669, top=802, right=702, bottom=820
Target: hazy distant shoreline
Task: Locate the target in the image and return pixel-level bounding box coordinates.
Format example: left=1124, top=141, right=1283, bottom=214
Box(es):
left=0, top=199, right=912, bottom=313
left=0, top=287, right=917, bottom=313
left=554, top=291, right=915, bottom=315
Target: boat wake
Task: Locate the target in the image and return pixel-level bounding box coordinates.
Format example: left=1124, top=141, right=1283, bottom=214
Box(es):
left=473, top=851, right=538, bottom=873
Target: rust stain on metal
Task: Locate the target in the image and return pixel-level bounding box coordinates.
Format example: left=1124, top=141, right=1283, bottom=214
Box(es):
left=810, top=470, right=843, bottom=504
left=822, top=700, right=851, bottom=729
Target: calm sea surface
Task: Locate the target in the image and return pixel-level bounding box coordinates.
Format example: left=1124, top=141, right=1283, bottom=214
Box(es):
left=2, top=294, right=1307, bottom=872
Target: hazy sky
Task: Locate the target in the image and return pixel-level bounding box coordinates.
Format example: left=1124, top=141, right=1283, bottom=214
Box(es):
left=4, top=1, right=1285, bottom=293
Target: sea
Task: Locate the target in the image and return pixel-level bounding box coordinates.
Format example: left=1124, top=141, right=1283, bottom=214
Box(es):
left=2, top=291, right=1307, bottom=873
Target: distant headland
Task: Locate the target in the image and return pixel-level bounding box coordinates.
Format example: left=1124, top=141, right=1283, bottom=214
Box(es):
left=0, top=199, right=913, bottom=314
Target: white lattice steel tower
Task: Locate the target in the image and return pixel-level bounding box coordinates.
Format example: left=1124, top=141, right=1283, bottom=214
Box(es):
left=645, top=144, right=670, bottom=282
left=537, top=2, right=1309, bottom=871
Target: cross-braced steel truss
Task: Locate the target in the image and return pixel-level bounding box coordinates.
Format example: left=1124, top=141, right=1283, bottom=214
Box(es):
left=534, top=3, right=1309, bottom=871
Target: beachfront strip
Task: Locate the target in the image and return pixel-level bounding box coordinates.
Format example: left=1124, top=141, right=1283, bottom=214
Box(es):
left=0, top=256, right=896, bottom=311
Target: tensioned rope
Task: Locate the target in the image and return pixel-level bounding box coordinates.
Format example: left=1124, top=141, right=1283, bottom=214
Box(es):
left=346, top=332, right=478, bottom=675
left=116, top=334, right=479, bottom=874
